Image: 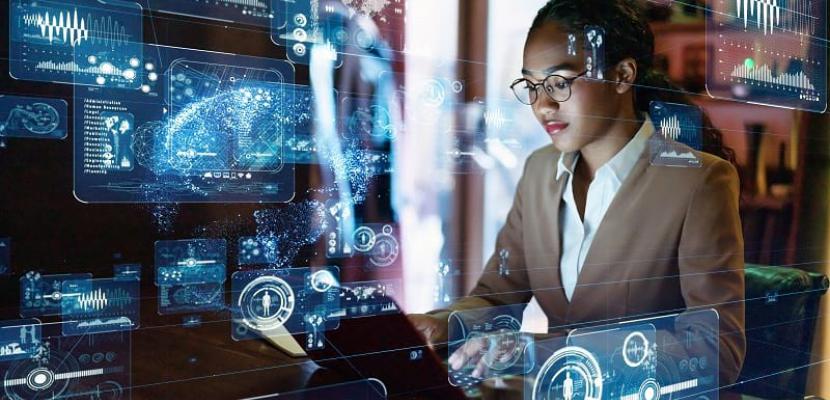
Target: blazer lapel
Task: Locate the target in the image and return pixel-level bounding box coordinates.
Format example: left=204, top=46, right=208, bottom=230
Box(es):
left=565, top=150, right=651, bottom=322
left=528, top=162, right=570, bottom=327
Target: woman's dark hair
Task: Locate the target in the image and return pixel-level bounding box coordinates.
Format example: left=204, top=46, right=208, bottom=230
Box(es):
left=529, top=0, right=736, bottom=165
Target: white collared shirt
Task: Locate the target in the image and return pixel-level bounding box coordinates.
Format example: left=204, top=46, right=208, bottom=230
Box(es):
left=557, top=118, right=654, bottom=301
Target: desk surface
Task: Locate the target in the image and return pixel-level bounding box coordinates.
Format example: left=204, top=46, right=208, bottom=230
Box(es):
left=0, top=280, right=747, bottom=400
left=129, top=318, right=322, bottom=399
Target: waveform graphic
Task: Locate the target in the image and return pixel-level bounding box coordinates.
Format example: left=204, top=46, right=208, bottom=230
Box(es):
left=734, top=0, right=819, bottom=36
left=23, top=8, right=131, bottom=47
left=730, top=63, right=816, bottom=90
left=484, top=108, right=507, bottom=130
left=736, top=0, right=780, bottom=34
left=23, top=9, right=88, bottom=47
left=659, top=115, right=681, bottom=140
left=87, top=13, right=131, bottom=47
left=75, top=287, right=132, bottom=311
left=77, top=288, right=108, bottom=311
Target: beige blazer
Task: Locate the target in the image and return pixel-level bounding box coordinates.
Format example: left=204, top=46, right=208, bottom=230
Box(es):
left=441, top=141, right=746, bottom=385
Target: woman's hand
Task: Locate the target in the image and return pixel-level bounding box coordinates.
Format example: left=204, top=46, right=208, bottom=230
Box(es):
left=448, top=331, right=522, bottom=378
left=408, top=313, right=448, bottom=346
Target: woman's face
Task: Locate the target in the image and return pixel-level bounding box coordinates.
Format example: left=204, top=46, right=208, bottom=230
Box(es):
left=522, top=22, right=628, bottom=152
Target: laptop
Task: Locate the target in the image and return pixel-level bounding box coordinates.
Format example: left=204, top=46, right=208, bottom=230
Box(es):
left=264, top=299, right=467, bottom=399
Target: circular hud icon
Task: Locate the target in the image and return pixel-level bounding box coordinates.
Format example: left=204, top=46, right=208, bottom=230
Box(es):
left=3, top=348, right=78, bottom=399
left=238, top=275, right=296, bottom=332
left=533, top=346, right=603, bottom=400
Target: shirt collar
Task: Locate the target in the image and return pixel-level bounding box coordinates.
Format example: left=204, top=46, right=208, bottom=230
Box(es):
left=556, top=116, right=654, bottom=182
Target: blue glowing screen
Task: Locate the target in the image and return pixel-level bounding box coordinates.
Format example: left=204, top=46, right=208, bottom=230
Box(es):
left=328, top=279, right=401, bottom=319
left=231, top=267, right=340, bottom=341
left=19, top=272, right=94, bottom=317
left=9, top=0, right=144, bottom=88
left=73, top=44, right=296, bottom=203
left=144, top=0, right=274, bottom=27
left=61, top=277, right=140, bottom=336
left=0, top=330, right=131, bottom=399
left=447, top=304, right=534, bottom=386
left=0, top=95, right=67, bottom=140
left=527, top=310, right=719, bottom=400
left=0, top=319, right=41, bottom=362
left=113, top=263, right=141, bottom=281
left=272, top=0, right=345, bottom=66
left=648, top=101, right=703, bottom=168
left=154, top=239, right=227, bottom=315
left=707, top=0, right=828, bottom=111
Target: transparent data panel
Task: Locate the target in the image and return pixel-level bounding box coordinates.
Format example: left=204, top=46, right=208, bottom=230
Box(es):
left=526, top=310, right=719, bottom=400
left=144, top=0, right=275, bottom=27
left=648, top=101, right=703, bottom=168
left=447, top=304, right=535, bottom=387
left=0, top=330, right=131, bottom=400
left=706, top=0, right=827, bottom=111
left=231, top=267, right=340, bottom=343
left=154, top=239, right=227, bottom=315
left=73, top=44, right=296, bottom=203
left=10, top=0, right=143, bottom=88
left=0, top=95, right=67, bottom=140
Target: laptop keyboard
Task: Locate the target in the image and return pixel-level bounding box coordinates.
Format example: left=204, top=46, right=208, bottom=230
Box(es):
left=449, top=369, right=485, bottom=390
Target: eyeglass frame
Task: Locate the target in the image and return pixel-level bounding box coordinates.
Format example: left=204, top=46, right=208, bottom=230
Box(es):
left=509, top=70, right=590, bottom=105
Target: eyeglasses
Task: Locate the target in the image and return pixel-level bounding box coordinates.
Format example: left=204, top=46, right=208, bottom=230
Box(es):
left=509, top=70, right=589, bottom=105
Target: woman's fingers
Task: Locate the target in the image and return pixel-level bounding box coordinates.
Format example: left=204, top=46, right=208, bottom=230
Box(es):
left=409, top=314, right=437, bottom=344
left=471, top=356, right=489, bottom=378
left=449, top=337, right=486, bottom=370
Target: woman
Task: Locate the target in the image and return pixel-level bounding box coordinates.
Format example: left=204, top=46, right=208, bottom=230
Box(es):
left=410, top=0, right=745, bottom=387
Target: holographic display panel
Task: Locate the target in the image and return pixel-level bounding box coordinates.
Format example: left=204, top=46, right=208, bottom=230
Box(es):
left=326, top=223, right=400, bottom=268
left=20, top=272, right=93, bottom=318
left=113, top=263, right=141, bottom=281
left=145, top=0, right=274, bottom=27
left=327, top=279, right=401, bottom=319
left=9, top=0, right=143, bottom=88
left=526, top=310, right=719, bottom=400
left=648, top=101, right=703, bottom=168
left=0, top=319, right=41, bottom=362
left=447, top=304, right=534, bottom=387
left=0, top=330, right=131, bottom=400
left=0, top=95, right=67, bottom=140
left=706, top=0, right=828, bottom=111
left=231, top=267, right=340, bottom=342
left=167, top=60, right=287, bottom=175
left=272, top=0, right=405, bottom=65
left=61, top=277, right=140, bottom=336
left=154, top=239, right=227, bottom=315
left=73, top=44, right=296, bottom=203
left=272, top=0, right=345, bottom=66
